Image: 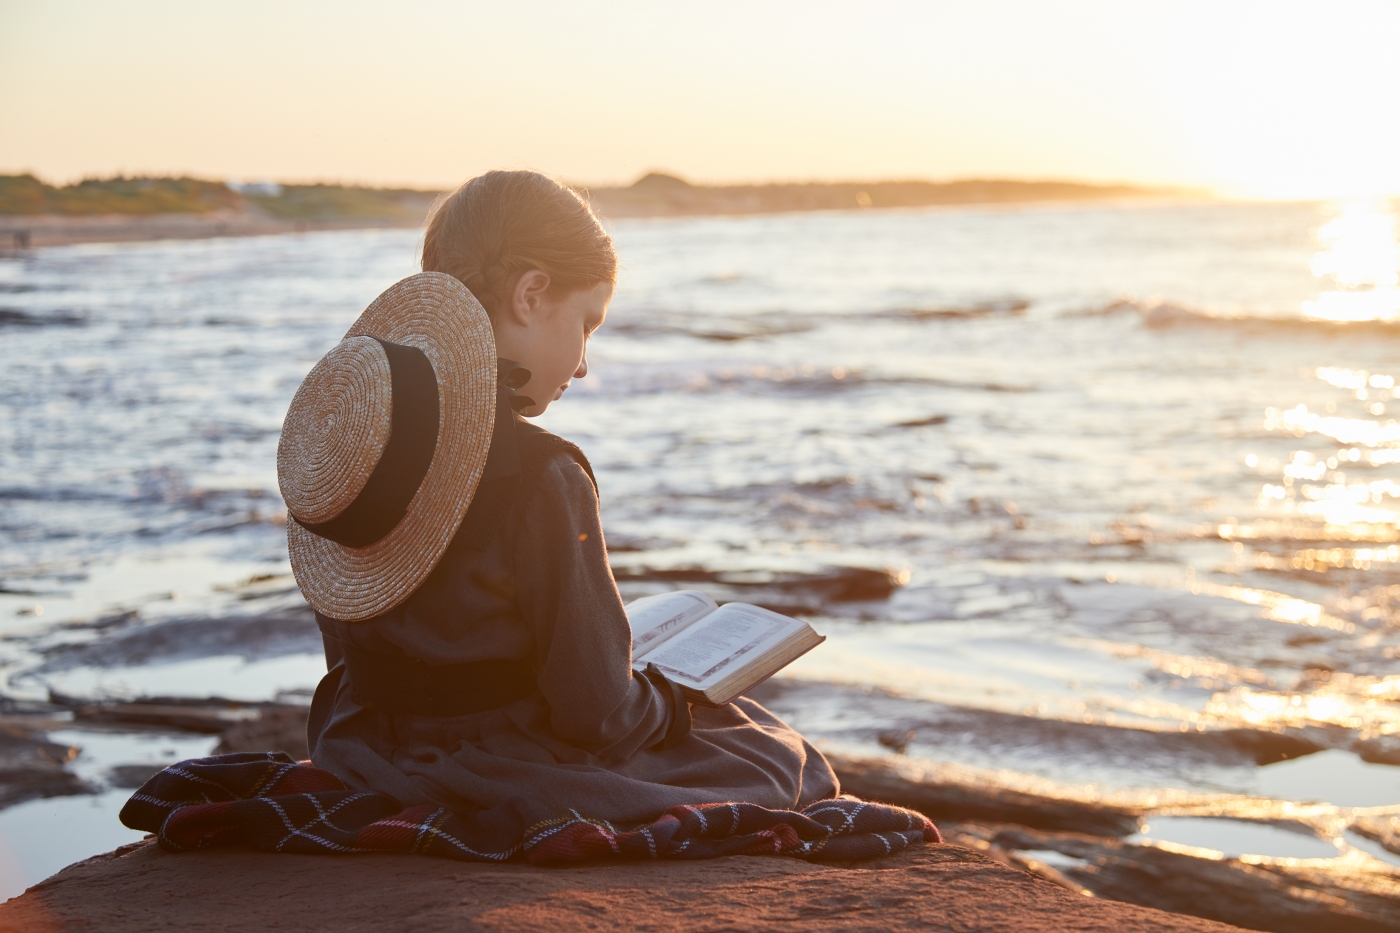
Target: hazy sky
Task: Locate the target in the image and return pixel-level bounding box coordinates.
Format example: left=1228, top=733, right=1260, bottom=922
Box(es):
left=3, top=0, right=1398, bottom=198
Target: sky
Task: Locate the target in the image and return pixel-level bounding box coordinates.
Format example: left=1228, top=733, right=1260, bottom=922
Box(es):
left=2, top=0, right=1399, bottom=199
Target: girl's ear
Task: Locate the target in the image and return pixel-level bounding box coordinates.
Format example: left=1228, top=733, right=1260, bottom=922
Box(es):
left=506, top=269, right=552, bottom=327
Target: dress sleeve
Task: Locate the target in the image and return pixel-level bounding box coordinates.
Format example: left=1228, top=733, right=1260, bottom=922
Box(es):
left=513, top=452, right=674, bottom=759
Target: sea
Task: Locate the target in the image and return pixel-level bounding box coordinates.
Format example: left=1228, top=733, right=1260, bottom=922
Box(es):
left=2, top=198, right=1399, bottom=899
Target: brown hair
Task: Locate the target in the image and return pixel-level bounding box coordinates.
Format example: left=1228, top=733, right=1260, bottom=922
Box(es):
left=421, top=170, right=617, bottom=317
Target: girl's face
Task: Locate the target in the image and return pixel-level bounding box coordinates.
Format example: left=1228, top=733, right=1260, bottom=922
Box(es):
left=491, top=272, right=612, bottom=417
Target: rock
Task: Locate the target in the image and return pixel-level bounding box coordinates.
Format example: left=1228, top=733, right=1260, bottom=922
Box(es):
left=37, top=609, right=321, bottom=675
left=0, top=721, right=93, bottom=810
left=892, top=414, right=952, bottom=428
left=828, top=755, right=1400, bottom=930
left=610, top=565, right=906, bottom=613
left=104, top=764, right=166, bottom=789
left=1351, top=815, right=1400, bottom=859
left=36, top=705, right=1398, bottom=932
left=214, top=705, right=310, bottom=760
left=1351, top=735, right=1400, bottom=765
left=829, top=753, right=1144, bottom=837
left=952, top=822, right=1400, bottom=933
left=51, top=696, right=310, bottom=759
left=70, top=702, right=261, bottom=734
left=0, top=839, right=1242, bottom=932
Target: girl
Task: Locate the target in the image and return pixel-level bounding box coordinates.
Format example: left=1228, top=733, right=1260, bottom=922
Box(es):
left=292, top=170, right=838, bottom=822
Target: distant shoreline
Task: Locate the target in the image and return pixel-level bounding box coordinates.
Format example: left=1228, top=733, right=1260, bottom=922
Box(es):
left=584, top=172, right=1192, bottom=218
left=0, top=172, right=1196, bottom=248
left=0, top=211, right=428, bottom=249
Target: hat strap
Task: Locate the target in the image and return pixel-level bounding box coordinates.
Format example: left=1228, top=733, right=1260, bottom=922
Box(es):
left=293, top=339, right=440, bottom=548
left=497, top=358, right=536, bottom=412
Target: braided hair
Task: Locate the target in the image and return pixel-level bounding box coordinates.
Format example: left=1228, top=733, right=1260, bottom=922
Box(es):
left=421, top=171, right=617, bottom=316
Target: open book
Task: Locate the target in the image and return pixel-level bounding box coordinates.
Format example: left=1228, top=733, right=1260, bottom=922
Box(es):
left=626, top=590, right=825, bottom=706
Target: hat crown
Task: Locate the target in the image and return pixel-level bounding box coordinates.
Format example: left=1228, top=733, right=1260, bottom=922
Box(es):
left=280, top=272, right=496, bottom=622
left=277, top=336, right=394, bottom=525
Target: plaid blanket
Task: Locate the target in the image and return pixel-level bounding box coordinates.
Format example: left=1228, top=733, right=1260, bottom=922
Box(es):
left=120, top=752, right=939, bottom=865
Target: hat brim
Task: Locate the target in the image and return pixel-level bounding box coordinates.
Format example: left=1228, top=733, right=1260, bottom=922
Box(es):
left=286, top=272, right=496, bottom=621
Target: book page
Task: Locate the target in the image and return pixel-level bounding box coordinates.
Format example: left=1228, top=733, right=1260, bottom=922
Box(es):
left=640, top=603, right=798, bottom=688
left=626, top=590, right=717, bottom=659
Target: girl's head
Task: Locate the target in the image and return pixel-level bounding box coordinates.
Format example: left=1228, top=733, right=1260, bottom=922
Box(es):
left=422, top=170, right=617, bottom=416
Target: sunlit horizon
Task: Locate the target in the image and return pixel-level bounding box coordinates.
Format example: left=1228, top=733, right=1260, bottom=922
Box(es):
left=6, top=169, right=1400, bottom=208
left=4, top=1, right=1400, bottom=201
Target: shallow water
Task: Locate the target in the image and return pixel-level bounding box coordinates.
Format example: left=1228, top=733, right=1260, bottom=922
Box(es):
left=0, top=729, right=218, bottom=895
left=1133, top=815, right=1343, bottom=860
left=3, top=199, right=1400, bottom=893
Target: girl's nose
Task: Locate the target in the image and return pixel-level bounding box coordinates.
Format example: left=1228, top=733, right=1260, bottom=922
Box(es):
left=574, top=350, right=588, bottom=379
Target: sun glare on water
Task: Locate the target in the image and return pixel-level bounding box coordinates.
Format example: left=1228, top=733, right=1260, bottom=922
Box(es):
left=1250, top=350, right=1400, bottom=554
left=1259, top=397, right=1400, bottom=532
left=1303, top=201, right=1400, bottom=323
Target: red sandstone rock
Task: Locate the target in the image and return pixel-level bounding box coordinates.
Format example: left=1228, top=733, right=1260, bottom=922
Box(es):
left=0, top=839, right=1242, bottom=932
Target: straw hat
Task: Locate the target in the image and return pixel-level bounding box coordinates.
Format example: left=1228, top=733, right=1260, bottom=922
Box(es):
left=277, top=272, right=496, bottom=621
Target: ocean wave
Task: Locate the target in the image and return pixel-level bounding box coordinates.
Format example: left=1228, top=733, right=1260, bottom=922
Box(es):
left=604, top=315, right=814, bottom=342
left=604, top=300, right=1032, bottom=343
left=874, top=298, right=1030, bottom=321
left=1077, top=299, right=1400, bottom=335
left=0, top=307, right=88, bottom=328
left=682, top=367, right=1032, bottom=395
left=0, top=485, right=124, bottom=503
left=889, top=414, right=952, bottom=428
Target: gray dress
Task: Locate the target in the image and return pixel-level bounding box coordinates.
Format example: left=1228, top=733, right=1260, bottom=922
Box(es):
left=308, top=446, right=838, bottom=824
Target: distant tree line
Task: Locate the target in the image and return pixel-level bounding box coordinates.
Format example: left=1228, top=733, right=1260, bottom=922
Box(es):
left=0, top=172, right=1184, bottom=219
left=0, top=175, right=435, bottom=219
